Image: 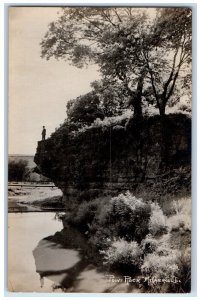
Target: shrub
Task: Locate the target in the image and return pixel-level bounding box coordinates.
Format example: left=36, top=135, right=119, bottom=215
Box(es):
left=141, top=234, right=158, bottom=254
left=100, top=191, right=151, bottom=242
left=167, top=215, right=187, bottom=232
left=64, top=190, right=191, bottom=293
left=174, top=247, right=191, bottom=293
left=88, top=228, right=113, bottom=249
left=140, top=232, right=191, bottom=292
left=166, top=197, right=191, bottom=232
left=149, top=202, right=168, bottom=236
left=72, top=200, right=99, bottom=231
left=101, top=238, right=142, bottom=270
left=141, top=250, right=179, bottom=278
left=67, top=191, right=152, bottom=248
left=141, top=249, right=180, bottom=292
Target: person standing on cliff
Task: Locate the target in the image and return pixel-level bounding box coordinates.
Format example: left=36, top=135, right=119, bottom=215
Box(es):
left=42, top=126, right=46, bottom=141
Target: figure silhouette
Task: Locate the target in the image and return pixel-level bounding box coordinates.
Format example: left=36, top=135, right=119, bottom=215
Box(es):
left=42, top=126, right=46, bottom=141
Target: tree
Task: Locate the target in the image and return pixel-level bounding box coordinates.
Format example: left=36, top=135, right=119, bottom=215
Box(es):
left=66, top=92, right=104, bottom=126
left=90, top=78, right=129, bottom=117
left=41, top=8, right=155, bottom=117
left=143, top=8, right=192, bottom=115
left=41, top=7, right=192, bottom=116
left=66, top=78, right=129, bottom=128
left=8, top=159, right=28, bottom=182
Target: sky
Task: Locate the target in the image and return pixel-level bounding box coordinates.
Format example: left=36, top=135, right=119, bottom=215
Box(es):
left=8, top=7, right=100, bottom=155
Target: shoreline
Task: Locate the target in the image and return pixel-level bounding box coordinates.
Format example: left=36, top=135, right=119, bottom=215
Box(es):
left=8, top=182, right=64, bottom=212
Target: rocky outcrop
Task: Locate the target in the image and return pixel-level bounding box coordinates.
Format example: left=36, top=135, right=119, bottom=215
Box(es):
left=34, top=114, right=191, bottom=207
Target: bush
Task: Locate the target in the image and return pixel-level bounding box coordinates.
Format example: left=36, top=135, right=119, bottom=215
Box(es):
left=140, top=232, right=191, bottom=293
left=8, top=159, right=28, bottom=181
left=67, top=191, right=171, bottom=248
left=141, top=234, right=158, bottom=254
left=141, top=249, right=180, bottom=292
left=101, top=238, right=142, bottom=271
left=148, top=202, right=168, bottom=236
left=141, top=233, right=179, bottom=292
left=167, top=197, right=191, bottom=232
left=68, top=191, right=152, bottom=245
left=72, top=200, right=100, bottom=231
left=174, top=247, right=191, bottom=293
left=97, top=191, right=151, bottom=242
left=141, top=250, right=179, bottom=278
left=62, top=190, right=191, bottom=293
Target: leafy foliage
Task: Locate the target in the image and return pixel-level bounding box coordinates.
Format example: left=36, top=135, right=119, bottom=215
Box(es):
left=62, top=189, right=191, bottom=292
left=90, top=78, right=129, bottom=117
left=66, top=79, right=129, bottom=128
left=100, top=238, right=142, bottom=270
left=8, top=159, right=28, bottom=182
left=148, top=202, right=168, bottom=236
left=141, top=250, right=180, bottom=288
left=166, top=196, right=191, bottom=232
left=105, top=191, right=151, bottom=242
left=144, top=8, right=192, bottom=115
left=141, top=233, right=191, bottom=292
left=66, top=92, right=104, bottom=126
left=41, top=7, right=192, bottom=116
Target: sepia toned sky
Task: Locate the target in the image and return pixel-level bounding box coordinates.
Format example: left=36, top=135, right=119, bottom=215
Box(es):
left=8, top=7, right=100, bottom=155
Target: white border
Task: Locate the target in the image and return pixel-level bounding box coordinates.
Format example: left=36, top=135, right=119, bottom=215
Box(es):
left=1, top=1, right=199, bottom=299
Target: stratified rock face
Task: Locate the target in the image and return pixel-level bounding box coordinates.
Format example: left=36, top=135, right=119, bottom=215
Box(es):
left=34, top=114, right=191, bottom=206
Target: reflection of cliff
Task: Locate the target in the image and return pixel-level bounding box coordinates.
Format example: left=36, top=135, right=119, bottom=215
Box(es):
left=34, top=114, right=191, bottom=205
left=32, top=226, right=124, bottom=292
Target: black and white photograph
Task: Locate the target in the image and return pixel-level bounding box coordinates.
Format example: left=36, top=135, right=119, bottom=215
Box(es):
left=8, top=5, right=192, bottom=294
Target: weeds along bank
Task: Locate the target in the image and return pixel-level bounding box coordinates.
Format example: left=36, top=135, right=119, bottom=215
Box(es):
left=34, top=113, right=191, bottom=292
left=63, top=191, right=191, bottom=293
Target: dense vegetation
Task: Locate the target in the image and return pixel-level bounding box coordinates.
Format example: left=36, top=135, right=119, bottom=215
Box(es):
left=41, top=8, right=191, bottom=119
left=64, top=191, right=191, bottom=293
left=8, top=159, right=28, bottom=182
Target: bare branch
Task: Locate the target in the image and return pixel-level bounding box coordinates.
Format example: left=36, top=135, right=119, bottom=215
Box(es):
left=142, top=51, right=158, bottom=100
left=113, top=8, right=122, bottom=22
left=163, top=47, right=179, bottom=97
left=125, top=8, right=132, bottom=17
left=101, top=10, right=117, bottom=27
left=79, top=12, right=104, bottom=32
left=166, top=71, right=179, bottom=100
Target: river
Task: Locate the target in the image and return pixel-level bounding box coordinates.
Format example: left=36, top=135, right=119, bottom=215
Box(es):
left=8, top=212, right=140, bottom=293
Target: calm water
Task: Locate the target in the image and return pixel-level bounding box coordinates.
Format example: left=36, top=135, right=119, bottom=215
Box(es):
left=8, top=212, right=139, bottom=293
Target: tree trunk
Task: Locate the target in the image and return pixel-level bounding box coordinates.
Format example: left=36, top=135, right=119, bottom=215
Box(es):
left=133, top=97, right=142, bottom=117
left=129, top=75, right=144, bottom=117
left=159, top=105, right=166, bottom=116
left=158, top=97, right=166, bottom=116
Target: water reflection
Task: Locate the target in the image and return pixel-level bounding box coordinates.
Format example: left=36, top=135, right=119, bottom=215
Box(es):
left=8, top=212, right=63, bottom=292
left=32, top=226, right=108, bottom=292
left=8, top=213, right=140, bottom=293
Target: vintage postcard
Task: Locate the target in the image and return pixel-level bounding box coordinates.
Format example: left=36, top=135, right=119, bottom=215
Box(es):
left=8, top=6, right=192, bottom=294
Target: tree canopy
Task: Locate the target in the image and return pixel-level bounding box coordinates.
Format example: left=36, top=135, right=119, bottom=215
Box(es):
left=41, top=7, right=192, bottom=117
left=66, top=78, right=129, bottom=128
left=66, top=92, right=104, bottom=126
left=8, top=159, right=28, bottom=182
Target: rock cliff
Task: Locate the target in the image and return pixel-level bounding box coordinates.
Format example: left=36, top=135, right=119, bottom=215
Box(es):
left=34, top=114, right=191, bottom=207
